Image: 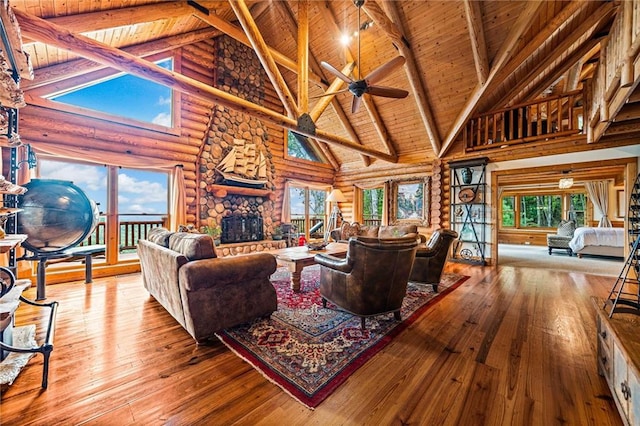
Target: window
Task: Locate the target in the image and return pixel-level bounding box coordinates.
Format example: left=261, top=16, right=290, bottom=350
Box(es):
left=48, top=58, right=174, bottom=127
left=501, top=196, right=515, bottom=227
left=289, top=184, right=327, bottom=238
left=568, top=193, right=586, bottom=226
left=500, top=192, right=587, bottom=229
left=287, top=131, right=321, bottom=162
left=362, top=188, right=384, bottom=226
left=39, top=158, right=169, bottom=266
left=520, top=195, right=562, bottom=228
left=118, top=168, right=169, bottom=254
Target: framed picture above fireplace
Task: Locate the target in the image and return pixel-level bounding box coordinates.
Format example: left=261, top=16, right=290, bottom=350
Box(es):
left=389, top=177, right=430, bottom=226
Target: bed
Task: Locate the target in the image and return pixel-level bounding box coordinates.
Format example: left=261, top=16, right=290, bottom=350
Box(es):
left=568, top=227, right=625, bottom=258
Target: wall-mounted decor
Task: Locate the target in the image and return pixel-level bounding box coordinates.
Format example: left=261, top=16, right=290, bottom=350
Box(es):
left=617, top=189, right=625, bottom=218
left=389, top=177, right=430, bottom=226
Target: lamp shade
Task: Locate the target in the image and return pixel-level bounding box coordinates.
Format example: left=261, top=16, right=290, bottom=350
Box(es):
left=327, top=189, right=347, bottom=203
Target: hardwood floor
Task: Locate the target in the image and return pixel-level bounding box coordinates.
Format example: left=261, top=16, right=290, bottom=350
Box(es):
left=1, top=262, right=623, bottom=425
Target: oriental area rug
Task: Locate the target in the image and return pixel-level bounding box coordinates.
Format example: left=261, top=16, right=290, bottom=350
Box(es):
left=216, top=266, right=469, bottom=409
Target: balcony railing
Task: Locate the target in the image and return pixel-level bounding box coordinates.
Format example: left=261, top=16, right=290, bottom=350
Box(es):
left=79, top=219, right=166, bottom=251
left=465, top=90, right=584, bottom=152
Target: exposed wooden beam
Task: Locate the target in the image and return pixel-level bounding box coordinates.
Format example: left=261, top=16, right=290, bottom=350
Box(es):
left=515, top=37, right=602, bottom=106
left=330, top=98, right=371, bottom=167
left=309, top=63, right=354, bottom=122
left=277, top=1, right=370, bottom=167
left=499, top=4, right=613, bottom=107
left=297, top=0, right=309, bottom=114
left=14, top=8, right=397, bottom=163
left=0, top=1, right=33, bottom=80
left=273, top=0, right=340, bottom=170
left=21, top=1, right=196, bottom=44
left=23, top=28, right=221, bottom=91
left=191, top=9, right=325, bottom=87
left=463, top=0, right=489, bottom=86
left=361, top=94, right=396, bottom=158
left=228, top=0, right=299, bottom=119
left=438, top=1, right=547, bottom=157
left=372, top=1, right=442, bottom=155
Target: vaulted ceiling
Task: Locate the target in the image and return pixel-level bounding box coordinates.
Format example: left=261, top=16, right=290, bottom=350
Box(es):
left=7, top=0, right=631, bottom=169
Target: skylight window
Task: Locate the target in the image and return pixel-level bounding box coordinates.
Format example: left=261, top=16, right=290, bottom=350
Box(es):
left=49, top=58, right=174, bottom=127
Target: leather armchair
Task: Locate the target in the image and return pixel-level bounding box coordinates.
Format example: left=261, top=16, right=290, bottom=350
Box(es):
left=314, top=236, right=419, bottom=329
left=409, top=229, right=458, bottom=292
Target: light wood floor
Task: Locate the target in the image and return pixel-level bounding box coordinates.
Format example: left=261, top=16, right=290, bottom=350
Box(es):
left=0, top=261, right=623, bottom=425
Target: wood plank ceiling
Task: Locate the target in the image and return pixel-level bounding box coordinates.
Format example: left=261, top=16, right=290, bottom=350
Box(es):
left=7, top=0, right=633, bottom=170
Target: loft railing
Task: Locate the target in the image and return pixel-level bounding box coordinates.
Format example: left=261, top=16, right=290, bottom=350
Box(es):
left=464, top=90, right=584, bottom=152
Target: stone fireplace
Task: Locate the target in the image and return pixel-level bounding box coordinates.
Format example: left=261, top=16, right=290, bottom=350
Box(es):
left=220, top=214, right=264, bottom=244
left=198, top=35, right=279, bottom=252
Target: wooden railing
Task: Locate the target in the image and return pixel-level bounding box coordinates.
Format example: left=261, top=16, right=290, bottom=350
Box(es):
left=78, top=219, right=166, bottom=251
left=290, top=217, right=324, bottom=237
left=465, top=90, right=584, bottom=152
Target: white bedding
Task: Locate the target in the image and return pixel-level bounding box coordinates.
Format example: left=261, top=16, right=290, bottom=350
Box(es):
left=569, top=227, right=625, bottom=253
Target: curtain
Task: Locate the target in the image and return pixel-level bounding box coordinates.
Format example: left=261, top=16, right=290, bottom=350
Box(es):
left=352, top=185, right=362, bottom=223
left=281, top=180, right=291, bottom=223
left=585, top=180, right=612, bottom=227
left=382, top=181, right=390, bottom=225
left=32, top=142, right=186, bottom=230
left=169, top=166, right=186, bottom=231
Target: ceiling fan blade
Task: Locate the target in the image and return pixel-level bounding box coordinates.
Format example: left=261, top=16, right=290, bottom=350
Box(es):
left=320, top=61, right=353, bottom=84
left=366, top=85, right=409, bottom=99
left=351, top=95, right=363, bottom=114
left=364, top=56, right=406, bottom=86
left=309, top=88, right=351, bottom=99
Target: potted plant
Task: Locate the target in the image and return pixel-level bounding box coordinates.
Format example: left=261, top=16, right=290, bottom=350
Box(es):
left=201, top=222, right=222, bottom=246
left=272, top=225, right=283, bottom=240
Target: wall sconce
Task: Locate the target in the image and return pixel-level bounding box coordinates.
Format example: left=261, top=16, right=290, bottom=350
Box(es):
left=558, top=177, right=574, bottom=189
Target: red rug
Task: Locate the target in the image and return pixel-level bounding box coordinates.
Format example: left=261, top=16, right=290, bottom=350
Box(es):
left=216, top=266, right=469, bottom=409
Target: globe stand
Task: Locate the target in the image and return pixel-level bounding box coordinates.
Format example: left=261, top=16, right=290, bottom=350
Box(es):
left=20, top=252, right=70, bottom=300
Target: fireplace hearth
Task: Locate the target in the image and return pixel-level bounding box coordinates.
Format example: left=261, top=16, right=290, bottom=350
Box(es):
left=221, top=214, right=264, bottom=244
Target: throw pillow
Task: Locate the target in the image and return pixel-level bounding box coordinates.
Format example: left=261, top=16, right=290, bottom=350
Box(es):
left=557, top=220, right=576, bottom=237
left=341, top=222, right=361, bottom=240
left=147, top=227, right=173, bottom=247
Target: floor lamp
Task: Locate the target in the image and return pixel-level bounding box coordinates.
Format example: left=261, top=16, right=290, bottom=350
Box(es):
left=324, top=189, right=347, bottom=241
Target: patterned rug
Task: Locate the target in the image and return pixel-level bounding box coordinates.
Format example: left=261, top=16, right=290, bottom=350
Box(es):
left=216, top=266, right=469, bottom=409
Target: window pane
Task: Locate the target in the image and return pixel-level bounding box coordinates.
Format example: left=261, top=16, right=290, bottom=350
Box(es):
left=118, top=168, right=168, bottom=254
left=287, top=131, right=320, bottom=162
left=309, top=190, right=326, bottom=237
left=50, top=58, right=173, bottom=127
left=501, top=196, right=515, bottom=227
left=363, top=188, right=384, bottom=226
left=569, top=193, right=586, bottom=227
left=520, top=195, right=562, bottom=228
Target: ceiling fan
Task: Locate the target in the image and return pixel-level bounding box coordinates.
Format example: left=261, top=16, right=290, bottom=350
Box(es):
left=320, top=0, right=409, bottom=113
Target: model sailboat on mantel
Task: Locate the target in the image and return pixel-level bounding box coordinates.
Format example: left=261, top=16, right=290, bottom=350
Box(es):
left=215, top=138, right=268, bottom=189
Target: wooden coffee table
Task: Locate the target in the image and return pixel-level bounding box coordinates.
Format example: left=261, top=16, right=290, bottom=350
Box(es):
left=270, top=242, right=348, bottom=292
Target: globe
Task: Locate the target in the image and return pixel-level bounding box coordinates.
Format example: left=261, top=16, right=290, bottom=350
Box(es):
left=17, top=179, right=99, bottom=254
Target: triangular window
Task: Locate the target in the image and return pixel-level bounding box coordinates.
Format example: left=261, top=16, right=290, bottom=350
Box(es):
left=287, top=130, right=322, bottom=162
left=48, top=58, right=173, bottom=127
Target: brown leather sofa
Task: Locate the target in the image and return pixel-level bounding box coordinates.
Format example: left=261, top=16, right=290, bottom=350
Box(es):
left=330, top=221, right=424, bottom=243
left=314, top=236, right=419, bottom=329
left=409, top=228, right=458, bottom=292
left=137, top=227, right=277, bottom=343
